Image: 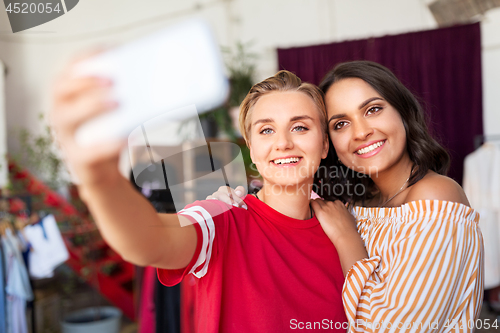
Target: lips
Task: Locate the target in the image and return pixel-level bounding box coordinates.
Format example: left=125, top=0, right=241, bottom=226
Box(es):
left=356, top=140, right=385, bottom=155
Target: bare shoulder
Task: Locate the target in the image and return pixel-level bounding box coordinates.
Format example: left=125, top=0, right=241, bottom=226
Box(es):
left=405, top=171, right=470, bottom=207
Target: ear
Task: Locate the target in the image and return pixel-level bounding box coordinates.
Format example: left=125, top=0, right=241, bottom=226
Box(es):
left=321, top=136, right=329, bottom=159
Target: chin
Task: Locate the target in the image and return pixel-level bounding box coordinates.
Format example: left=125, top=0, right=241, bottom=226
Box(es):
left=266, top=177, right=311, bottom=189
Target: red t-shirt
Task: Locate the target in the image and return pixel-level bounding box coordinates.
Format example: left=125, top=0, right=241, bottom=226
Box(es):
left=158, top=195, right=347, bottom=332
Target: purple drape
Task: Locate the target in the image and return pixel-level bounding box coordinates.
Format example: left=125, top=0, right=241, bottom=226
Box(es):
left=277, top=23, right=482, bottom=184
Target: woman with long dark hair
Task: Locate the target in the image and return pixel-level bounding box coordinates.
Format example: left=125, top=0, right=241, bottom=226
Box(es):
left=315, top=61, right=482, bottom=331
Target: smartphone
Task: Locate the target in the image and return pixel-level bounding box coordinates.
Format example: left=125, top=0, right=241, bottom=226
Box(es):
left=73, top=19, right=229, bottom=147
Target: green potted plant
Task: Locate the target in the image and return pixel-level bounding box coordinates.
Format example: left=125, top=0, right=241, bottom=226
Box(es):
left=14, top=114, right=69, bottom=193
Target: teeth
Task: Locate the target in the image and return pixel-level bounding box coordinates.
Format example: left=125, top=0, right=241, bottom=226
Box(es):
left=357, top=141, right=384, bottom=155
left=274, top=157, right=300, bottom=165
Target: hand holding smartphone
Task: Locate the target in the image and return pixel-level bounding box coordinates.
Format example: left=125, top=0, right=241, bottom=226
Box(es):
left=73, top=19, right=229, bottom=147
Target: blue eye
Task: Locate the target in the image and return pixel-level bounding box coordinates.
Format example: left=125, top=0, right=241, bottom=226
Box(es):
left=260, top=128, right=274, bottom=135
left=293, top=125, right=308, bottom=132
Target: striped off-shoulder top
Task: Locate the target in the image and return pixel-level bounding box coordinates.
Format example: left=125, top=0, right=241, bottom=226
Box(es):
left=344, top=200, right=484, bottom=332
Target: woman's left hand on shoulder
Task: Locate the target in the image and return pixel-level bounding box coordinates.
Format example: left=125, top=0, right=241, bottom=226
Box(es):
left=311, top=199, right=358, bottom=244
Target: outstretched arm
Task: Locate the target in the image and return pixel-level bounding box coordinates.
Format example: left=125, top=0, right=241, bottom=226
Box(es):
left=79, top=176, right=196, bottom=269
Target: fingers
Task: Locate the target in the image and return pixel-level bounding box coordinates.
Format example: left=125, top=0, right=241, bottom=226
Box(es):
left=53, top=86, right=118, bottom=138
left=311, top=198, right=347, bottom=213
left=221, top=185, right=247, bottom=209
left=207, top=187, right=234, bottom=207
left=53, top=76, right=111, bottom=103
left=310, top=199, right=326, bottom=216
left=206, top=186, right=248, bottom=209
left=229, top=187, right=247, bottom=209
left=47, top=49, right=126, bottom=186
left=310, top=198, right=320, bottom=205
left=59, top=47, right=108, bottom=81
left=52, top=47, right=109, bottom=102
left=51, top=49, right=115, bottom=142
left=228, top=185, right=247, bottom=209
left=311, top=198, right=327, bottom=207
left=234, top=186, right=247, bottom=198
left=333, top=199, right=349, bottom=210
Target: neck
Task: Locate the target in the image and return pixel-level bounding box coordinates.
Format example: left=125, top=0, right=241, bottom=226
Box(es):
left=370, top=155, right=413, bottom=205
left=257, top=181, right=313, bottom=220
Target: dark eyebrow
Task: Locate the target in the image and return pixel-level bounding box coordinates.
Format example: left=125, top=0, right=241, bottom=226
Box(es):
left=328, top=113, right=347, bottom=124
left=359, top=97, right=383, bottom=109
left=327, top=97, right=384, bottom=124
left=252, top=115, right=314, bottom=126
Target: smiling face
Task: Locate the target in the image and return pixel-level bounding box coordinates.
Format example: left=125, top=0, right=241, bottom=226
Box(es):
left=325, top=78, right=410, bottom=176
left=248, top=91, right=328, bottom=188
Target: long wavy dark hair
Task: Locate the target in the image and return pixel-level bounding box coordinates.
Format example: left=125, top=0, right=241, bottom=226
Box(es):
left=313, top=61, right=450, bottom=205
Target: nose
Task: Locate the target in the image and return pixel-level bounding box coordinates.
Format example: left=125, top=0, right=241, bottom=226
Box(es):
left=352, top=118, right=373, bottom=141
left=274, top=130, right=294, bottom=151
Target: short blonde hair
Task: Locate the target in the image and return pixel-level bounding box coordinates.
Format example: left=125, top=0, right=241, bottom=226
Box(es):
left=239, top=70, right=327, bottom=144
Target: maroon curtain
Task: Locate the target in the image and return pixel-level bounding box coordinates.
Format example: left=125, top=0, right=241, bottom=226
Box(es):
left=277, top=23, right=482, bottom=184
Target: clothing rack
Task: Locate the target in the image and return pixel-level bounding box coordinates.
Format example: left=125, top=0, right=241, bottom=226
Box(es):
left=474, top=134, right=500, bottom=149
left=0, top=197, right=45, bottom=333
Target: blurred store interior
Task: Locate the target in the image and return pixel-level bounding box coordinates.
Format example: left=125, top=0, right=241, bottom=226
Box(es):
left=0, top=0, right=500, bottom=332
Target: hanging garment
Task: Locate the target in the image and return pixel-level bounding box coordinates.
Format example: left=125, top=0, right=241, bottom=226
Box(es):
left=14, top=232, right=33, bottom=333
left=15, top=232, right=31, bottom=269
left=139, top=266, right=156, bottom=333
left=463, top=142, right=500, bottom=289
left=155, top=281, right=180, bottom=333
left=2, top=228, right=34, bottom=333
left=0, top=240, right=6, bottom=333
left=130, top=169, right=181, bottom=332
left=23, top=214, right=69, bottom=279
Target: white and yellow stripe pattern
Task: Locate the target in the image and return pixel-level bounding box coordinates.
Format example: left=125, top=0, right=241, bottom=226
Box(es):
left=344, top=200, right=484, bottom=332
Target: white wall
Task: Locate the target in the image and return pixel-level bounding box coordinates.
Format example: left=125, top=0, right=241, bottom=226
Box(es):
left=481, top=7, right=500, bottom=136
left=0, top=0, right=498, bottom=157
